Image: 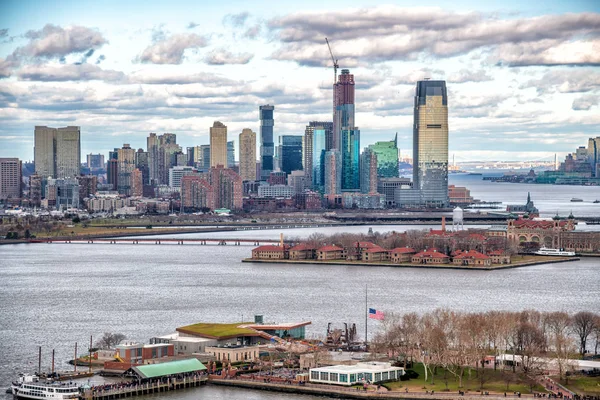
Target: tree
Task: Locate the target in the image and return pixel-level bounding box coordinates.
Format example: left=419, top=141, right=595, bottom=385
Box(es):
left=545, top=312, right=574, bottom=381
left=95, top=332, right=127, bottom=349
left=572, top=311, right=598, bottom=357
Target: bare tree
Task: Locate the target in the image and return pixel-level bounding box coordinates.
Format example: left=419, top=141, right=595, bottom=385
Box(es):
left=546, top=312, right=574, bottom=381
left=95, top=332, right=127, bottom=349
left=572, top=311, right=598, bottom=357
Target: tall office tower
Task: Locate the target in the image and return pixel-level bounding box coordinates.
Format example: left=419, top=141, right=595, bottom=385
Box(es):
left=107, top=159, right=118, bottom=191
left=333, top=70, right=355, bottom=151
left=117, top=144, right=135, bottom=196
left=312, top=126, right=327, bottom=191
left=175, top=151, right=187, bottom=167
left=413, top=80, right=449, bottom=207
left=303, top=126, right=314, bottom=189
left=259, top=104, right=275, bottom=180
left=279, top=135, right=303, bottom=175
left=210, top=121, right=228, bottom=167
left=324, top=149, right=342, bottom=195
left=158, top=138, right=181, bottom=185
left=131, top=169, right=143, bottom=197
left=192, top=145, right=202, bottom=165
left=588, top=137, right=600, bottom=177
left=200, top=145, right=211, bottom=172
left=239, top=128, right=257, bottom=181
left=227, top=141, right=235, bottom=168
left=368, top=133, right=400, bottom=178
left=55, top=126, right=81, bottom=178
left=360, top=148, right=378, bottom=194
left=29, top=174, right=42, bottom=206
left=34, top=126, right=56, bottom=178
left=86, top=154, right=105, bottom=170
left=76, top=175, right=97, bottom=202
left=186, top=147, right=196, bottom=167
left=0, top=158, right=22, bottom=200
left=135, top=149, right=149, bottom=186
left=341, top=128, right=360, bottom=190
left=147, top=133, right=159, bottom=184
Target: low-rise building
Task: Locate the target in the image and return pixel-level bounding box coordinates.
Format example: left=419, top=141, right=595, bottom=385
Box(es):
left=251, top=245, right=289, bottom=259
left=289, top=243, right=317, bottom=260
left=317, top=245, right=346, bottom=260
left=309, top=361, right=404, bottom=386
left=206, top=345, right=262, bottom=363
left=115, top=341, right=174, bottom=365
left=452, top=250, right=491, bottom=266
left=488, top=250, right=512, bottom=264
left=362, top=247, right=390, bottom=262
left=411, top=248, right=449, bottom=264
left=390, top=247, right=416, bottom=263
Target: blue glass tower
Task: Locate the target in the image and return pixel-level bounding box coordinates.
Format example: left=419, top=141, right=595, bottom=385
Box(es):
left=280, top=135, right=303, bottom=175
left=259, top=105, right=274, bottom=181
left=312, top=128, right=326, bottom=191
left=341, top=128, right=360, bottom=190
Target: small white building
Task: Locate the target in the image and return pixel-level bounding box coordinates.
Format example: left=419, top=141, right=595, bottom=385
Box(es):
left=309, top=361, right=404, bottom=386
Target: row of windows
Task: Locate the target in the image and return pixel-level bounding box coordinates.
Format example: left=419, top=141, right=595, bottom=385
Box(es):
left=311, top=370, right=398, bottom=383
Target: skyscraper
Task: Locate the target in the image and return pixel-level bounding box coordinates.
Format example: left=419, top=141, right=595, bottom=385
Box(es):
left=147, top=133, right=159, bottom=184
left=324, top=149, right=342, bottom=195
left=279, top=135, right=303, bottom=175
left=369, top=134, right=400, bottom=178
left=34, top=126, right=81, bottom=179
left=227, top=141, right=235, bottom=168
left=259, top=105, right=274, bottom=180
left=200, top=145, right=211, bottom=172
left=312, top=126, right=327, bottom=191
left=239, top=128, right=257, bottom=181
left=0, top=158, right=22, bottom=200
left=360, top=148, right=378, bottom=194
left=413, top=80, right=449, bottom=207
left=333, top=70, right=355, bottom=151
left=135, top=149, right=149, bottom=186
left=86, top=154, right=105, bottom=170
left=210, top=121, right=228, bottom=167
left=341, top=128, right=360, bottom=190
left=117, top=143, right=135, bottom=196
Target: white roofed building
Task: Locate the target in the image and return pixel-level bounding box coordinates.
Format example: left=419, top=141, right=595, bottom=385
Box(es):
left=309, top=361, right=403, bottom=386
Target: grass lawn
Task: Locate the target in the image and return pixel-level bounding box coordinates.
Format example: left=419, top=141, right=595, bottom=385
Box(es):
left=555, top=375, right=600, bottom=396
left=385, top=363, right=547, bottom=394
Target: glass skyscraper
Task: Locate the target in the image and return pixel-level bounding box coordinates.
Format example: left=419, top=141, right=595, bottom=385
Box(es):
left=227, top=141, right=235, bottom=168
left=413, top=80, right=449, bottom=207
left=368, top=133, right=399, bottom=178
left=259, top=105, right=274, bottom=180
left=341, top=128, right=360, bottom=190
left=279, top=135, right=303, bottom=175
left=312, top=127, right=326, bottom=191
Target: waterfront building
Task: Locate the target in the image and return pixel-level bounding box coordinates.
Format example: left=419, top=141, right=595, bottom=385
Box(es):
left=210, top=121, right=228, bottom=168
left=368, top=134, right=399, bottom=178
left=324, top=150, right=342, bottom=195
left=506, top=217, right=575, bottom=248
left=294, top=191, right=322, bottom=210
left=181, top=175, right=214, bottom=210
left=289, top=243, right=317, bottom=260
left=45, top=177, right=79, bottom=209
left=317, top=245, right=345, bottom=260
left=117, top=143, right=135, bottom=196
left=34, top=126, right=81, bottom=179
left=168, top=166, right=197, bottom=190
left=390, top=247, right=417, bottom=263
left=341, top=193, right=385, bottom=209
left=506, top=192, right=539, bottom=216
left=448, top=185, right=475, bottom=206
left=411, top=248, right=449, bottom=264
left=309, top=362, right=403, bottom=386
left=279, top=135, right=303, bottom=175
left=452, top=250, right=491, bottom=266
left=257, top=184, right=294, bottom=198
left=341, top=128, right=360, bottom=190
left=115, top=341, right=174, bottom=365
left=209, top=165, right=242, bottom=210
left=86, top=153, right=105, bottom=170
left=360, top=148, right=378, bottom=194
left=0, top=158, right=22, bottom=201
left=378, top=177, right=412, bottom=207
left=227, top=140, right=235, bottom=168
left=252, top=245, right=290, bottom=259
left=413, top=80, right=449, bottom=207
left=206, top=345, right=262, bottom=363
left=488, top=250, right=512, bottom=264
left=239, top=128, right=257, bottom=181
left=259, top=105, right=275, bottom=180
left=362, top=247, right=390, bottom=262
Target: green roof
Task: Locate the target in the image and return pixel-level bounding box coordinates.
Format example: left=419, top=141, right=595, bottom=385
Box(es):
left=132, top=359, right=206, bottom=379
left=177, top=322, right=257, bottom=339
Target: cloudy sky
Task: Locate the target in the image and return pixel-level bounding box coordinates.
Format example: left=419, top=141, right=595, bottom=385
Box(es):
left=1, top=0, right=599, bottom=163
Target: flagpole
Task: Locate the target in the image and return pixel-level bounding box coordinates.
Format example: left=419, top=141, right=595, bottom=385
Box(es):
left=365, top=284, right=368, bottom=347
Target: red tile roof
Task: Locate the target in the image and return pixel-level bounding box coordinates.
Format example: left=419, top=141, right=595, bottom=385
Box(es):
left=318, top=245, right=344, bottom=252
left=253, top=245, right=288, bottom=252
left=454, top=250, right=489, bottom=260
left=468, top=233, right=487, bottom=241
left=363, top=247, right=388, bottom=253
left=289, top=243, right=316, bottom=251
left=512, top=219, right=568, bottom=229
left=488, top=250, right=507, bottom=256
left=413, top=248, right=449, bottom=258
left=391, top=247, right=416, bottom=254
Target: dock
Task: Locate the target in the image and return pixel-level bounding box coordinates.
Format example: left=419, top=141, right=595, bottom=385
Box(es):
left=81, top=375, right=207, bottom=399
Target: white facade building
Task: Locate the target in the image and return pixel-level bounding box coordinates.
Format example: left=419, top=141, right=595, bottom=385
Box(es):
left=168, top=166, right=198, bottom=190
left=309, top=361, right=403, bottom=386
left=257, top=184, right=294, bottom=198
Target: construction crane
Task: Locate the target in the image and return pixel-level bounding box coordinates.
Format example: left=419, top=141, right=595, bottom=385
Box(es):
left=325, top=37, right=338, bottom=84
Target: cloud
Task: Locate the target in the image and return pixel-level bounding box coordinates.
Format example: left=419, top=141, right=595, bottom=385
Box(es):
left=204, top=48, right=253, bottom=65
left=17, top=24, right=107, bottom=59
left=243, top=24, right=261, bottom=39
left=0, top=28, right=7, bottom=38
left=268, top=7, right=600, bottom=67
left=130, top=71, right=237, bottom=86
left=521, top=69, right=600, bottom=94
left=223, top=12, right=250, bottom=27
left=394, top=68, right=445, bottom=85
left=17, top=64, right=126, bottom=82
left=95, top=54, right=106, bottom=64
left=572, top=95, right=599, bottom=110
left=0, top=56, right=19, bottom=78
left=447, top=69, right=493, bottom=83
left=137, top=33, right=208, bottom=64
left=187, top=22, right=200, bottom=29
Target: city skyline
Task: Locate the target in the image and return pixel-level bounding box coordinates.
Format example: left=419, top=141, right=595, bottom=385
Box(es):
left=1, top=0, right=599, bottom=163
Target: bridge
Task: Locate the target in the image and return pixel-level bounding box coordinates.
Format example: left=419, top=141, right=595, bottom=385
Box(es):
left=31, top=238, right=291, bottom=246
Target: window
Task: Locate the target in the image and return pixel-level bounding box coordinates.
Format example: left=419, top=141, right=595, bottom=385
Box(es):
left=426, top=124, right=442, bottom=129
left=339, top=374, right=348, bottom=383
left=350, top=374, right=356, bottom=382
left=320, top=372, right=329, bottom=381
left=330, top=373, right=338, bottom=382
left=375, top=372, right=382, bottom=382
left=364, top=372, right=372, bottom=382
left=382, top=371, right=389, bottom=380
left=311, top=371, right=319, bottom=380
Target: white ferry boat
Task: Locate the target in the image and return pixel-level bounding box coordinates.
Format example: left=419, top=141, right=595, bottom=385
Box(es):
left=11, top=374, right=80, bottom=399
left=535, top=247, right=576, bottom=257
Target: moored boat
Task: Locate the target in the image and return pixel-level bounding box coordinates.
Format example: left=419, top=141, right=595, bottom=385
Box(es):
left=11, top=374, right=80, bottom=399
left=535, top=247, right=576, bottom=257
left=570, top=198, right=583, bottom=202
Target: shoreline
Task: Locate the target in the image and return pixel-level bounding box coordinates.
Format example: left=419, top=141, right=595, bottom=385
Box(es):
left=242, top=257, right=581, bottom=270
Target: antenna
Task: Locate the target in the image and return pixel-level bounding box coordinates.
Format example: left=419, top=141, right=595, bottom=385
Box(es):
left=325, top=38, right=339, bottom=85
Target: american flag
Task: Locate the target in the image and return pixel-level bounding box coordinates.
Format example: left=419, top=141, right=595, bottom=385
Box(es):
left=368, top=308, right=384, bottom=320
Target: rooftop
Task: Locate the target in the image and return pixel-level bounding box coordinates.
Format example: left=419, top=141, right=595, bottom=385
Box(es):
left=131, top=358, right=206, bottom=379
left=177, top=322, right=260, bottom=339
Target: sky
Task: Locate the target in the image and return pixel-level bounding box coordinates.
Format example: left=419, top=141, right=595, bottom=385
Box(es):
left=0, top=0, right=599, bottom=163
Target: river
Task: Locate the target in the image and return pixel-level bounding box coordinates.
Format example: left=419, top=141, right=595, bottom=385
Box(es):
left=1, top=176, right=599, bottom=399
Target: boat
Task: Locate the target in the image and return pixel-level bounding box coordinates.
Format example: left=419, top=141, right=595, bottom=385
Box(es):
left=535, top=247, right=576, bottom=257
left=11, top=374, right=80, bottom=399
left=594, top=200, right=600, bottom=204
left=570, top=198, right=583, bottom=202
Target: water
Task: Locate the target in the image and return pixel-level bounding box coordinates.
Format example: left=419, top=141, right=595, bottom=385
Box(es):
left=1, top=177, right=599, bottom=399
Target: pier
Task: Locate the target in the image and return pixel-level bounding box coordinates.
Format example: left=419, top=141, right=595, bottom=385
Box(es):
left=81, top=375, right=207, bottom=399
